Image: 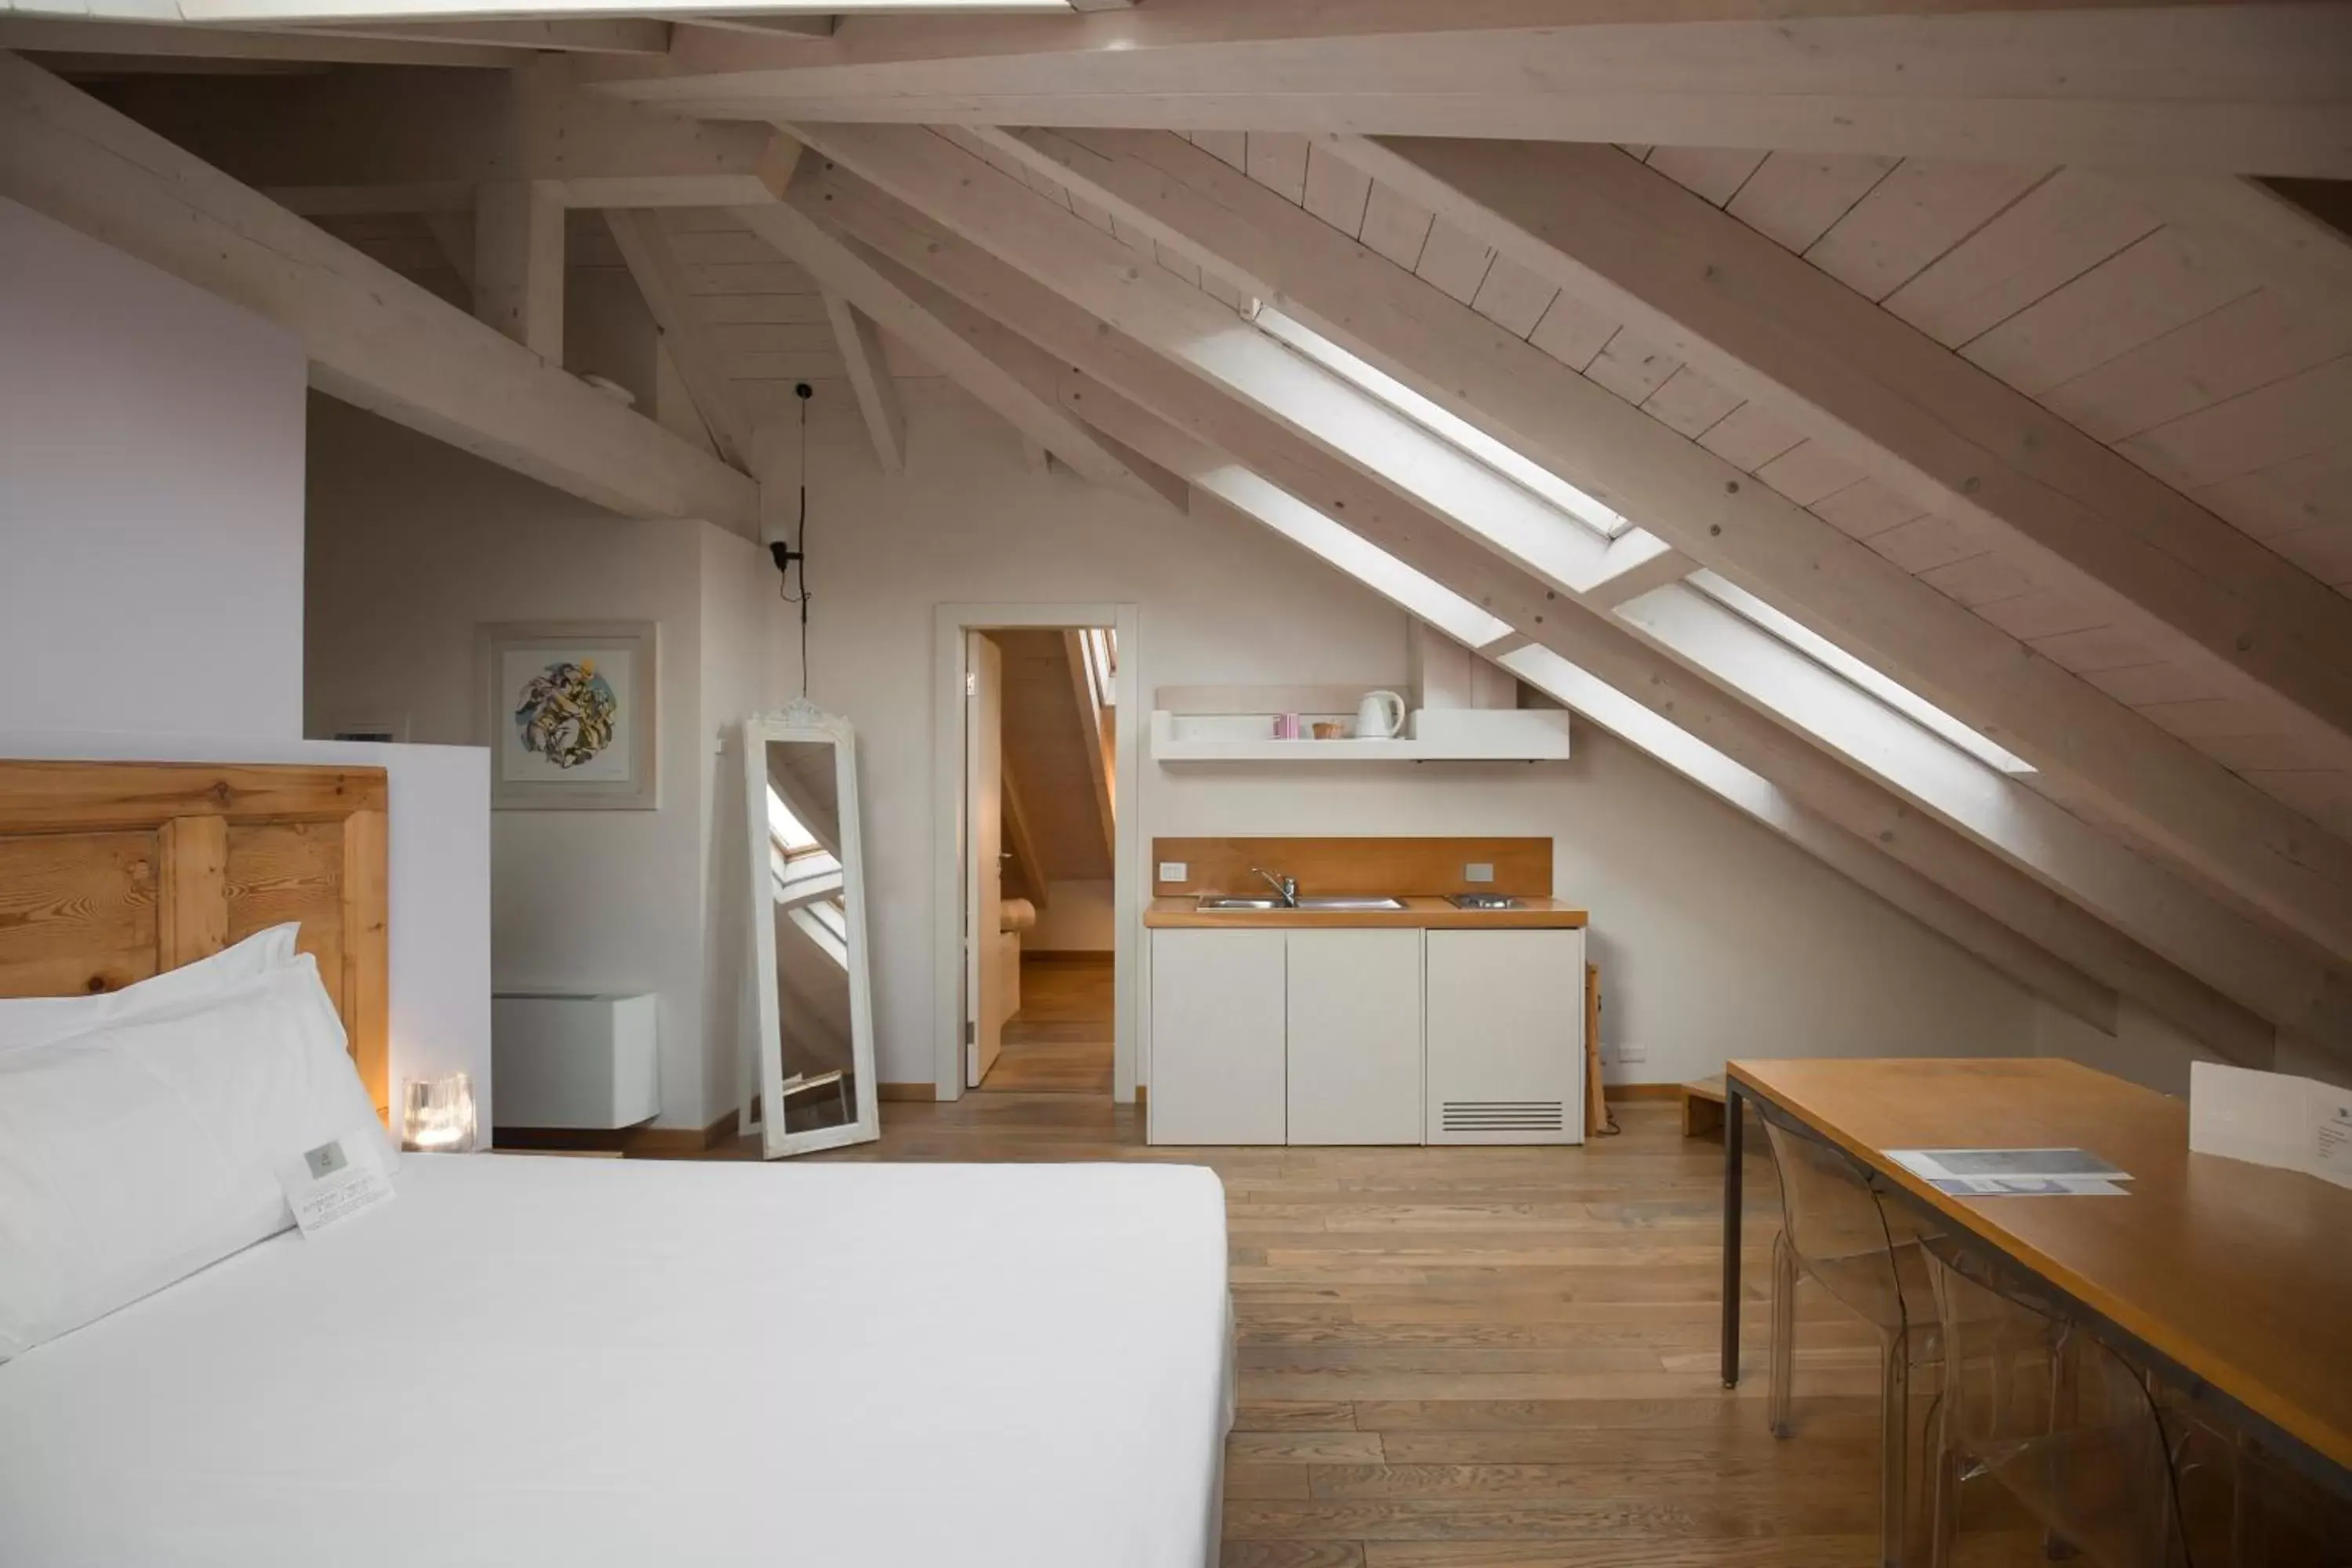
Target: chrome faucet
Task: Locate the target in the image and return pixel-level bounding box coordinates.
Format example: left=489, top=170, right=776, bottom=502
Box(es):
left=1251, top=867, right=1299, bottom=908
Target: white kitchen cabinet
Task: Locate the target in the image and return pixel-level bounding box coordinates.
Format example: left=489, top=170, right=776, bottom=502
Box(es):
left=1425, top=929, right=1585, bottom=1145
left=1285, top=928, right=1423, bottom=1145
left=1148, top=927, right=1288, bottom=1145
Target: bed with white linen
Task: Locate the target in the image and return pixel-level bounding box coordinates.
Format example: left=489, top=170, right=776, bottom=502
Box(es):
left=0, top=1155, right=1231, bottom=1567
left=0, top=760, right=1231, bottom=1568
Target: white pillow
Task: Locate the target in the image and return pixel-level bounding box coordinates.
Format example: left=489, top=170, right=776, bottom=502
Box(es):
left=0, top=954, right=397, bottom=1359
left=0, top=924, right=302, bottom=1053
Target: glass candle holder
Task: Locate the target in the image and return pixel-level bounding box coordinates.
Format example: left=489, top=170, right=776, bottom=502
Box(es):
left=401, top=1073, right=477, bottom=1154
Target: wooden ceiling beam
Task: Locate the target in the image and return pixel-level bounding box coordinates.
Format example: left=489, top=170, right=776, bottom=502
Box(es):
left=822, top=291, right=908, bottom=476
left=730, top=196, right=1183, bottom=510
left=71, top=56, right=785, bottom=200
left=989, top=123, right=2352, bottom=972
left=472, top=178, right=564, bottom=361
left=780, top=136, right=2343, bottom=1047
left=0, top=16, right=517, bottom=67
left=588, top=2, right=2352, bottom=176
left=0, top=51, right=757, bottom=533
left=606, top=208, right=754, bottom=470
left=285, top=18, right=672, bottom=53
left=1060, top=630, right=1116, bottom=863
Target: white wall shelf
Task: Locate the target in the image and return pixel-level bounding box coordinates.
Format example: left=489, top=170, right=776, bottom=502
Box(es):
left=1150, top=705, right=1570, bottom=764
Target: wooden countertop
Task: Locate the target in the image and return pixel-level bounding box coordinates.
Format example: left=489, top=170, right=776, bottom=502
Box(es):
left=1145, top=895, right=1588, bottom=930
left=1728, top=1056, right=2352, bottom=1475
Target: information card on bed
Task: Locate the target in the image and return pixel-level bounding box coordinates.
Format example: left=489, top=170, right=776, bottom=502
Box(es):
left=275, top=1133, right=396, bottom=1236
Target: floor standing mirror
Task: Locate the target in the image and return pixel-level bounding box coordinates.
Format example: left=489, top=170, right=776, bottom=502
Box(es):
left=745, top=699, right=880, bottom=1158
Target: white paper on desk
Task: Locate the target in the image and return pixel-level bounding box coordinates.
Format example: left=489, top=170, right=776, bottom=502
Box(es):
left=2190, top=1062, right=2352, bottom=1190
left=1886, top=1148, right=2129, bottom=1183
left=1928, top=1176, right=2130, bottom=1197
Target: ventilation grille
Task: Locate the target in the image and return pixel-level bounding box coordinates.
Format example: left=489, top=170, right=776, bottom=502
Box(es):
left=1440, top=1100, right=1566, bottom=1133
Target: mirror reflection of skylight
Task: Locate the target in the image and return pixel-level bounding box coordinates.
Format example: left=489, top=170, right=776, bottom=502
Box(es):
left=1252, top=307, right=1633, bottom=539
left=1685, top=570, right=2035, bottom=775
left=767, top=786, right=820, bottom=852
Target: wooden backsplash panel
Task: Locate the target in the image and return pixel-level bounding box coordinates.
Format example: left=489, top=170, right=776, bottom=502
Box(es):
left=1152, top=837, right=1552, bottom=898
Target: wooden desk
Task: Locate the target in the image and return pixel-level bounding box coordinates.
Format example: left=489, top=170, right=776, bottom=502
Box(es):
left=1722, top=1058, right=2352, bottom=1488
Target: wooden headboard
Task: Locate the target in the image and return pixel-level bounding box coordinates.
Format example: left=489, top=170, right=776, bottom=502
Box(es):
left=0, top=760, right=390, bottom=1117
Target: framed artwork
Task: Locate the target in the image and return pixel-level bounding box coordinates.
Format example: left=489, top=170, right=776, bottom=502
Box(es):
left=477, top=622, right=659, bottom=810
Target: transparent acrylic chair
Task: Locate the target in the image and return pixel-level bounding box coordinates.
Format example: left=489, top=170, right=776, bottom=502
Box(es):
left=2159, top=1392, right=2349, bottom=1568
left=1760, top=1112, right=1944, bottom=1567
left=1925, top=1240, right=2181, bottom=1568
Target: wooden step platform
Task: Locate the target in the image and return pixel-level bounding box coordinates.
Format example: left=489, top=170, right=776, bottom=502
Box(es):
left=1679, top=1074, right=1728, bottom=1139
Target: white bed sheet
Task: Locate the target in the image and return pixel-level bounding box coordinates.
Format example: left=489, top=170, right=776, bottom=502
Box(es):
left=0, top=1155, right=1232, bottom=1568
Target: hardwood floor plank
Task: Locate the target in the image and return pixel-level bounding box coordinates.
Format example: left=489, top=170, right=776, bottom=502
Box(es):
left=1362, top=1537, right=1881, bottom=1566
left=1229, top=1462, right=1319, bottom=1500
left=1224, top=1543, right=1370, bottom=1568
left=1239, top=1400, right=1361, bottom=1432
left=1229, top=1431, right=1390, bottom=1464
left=702, top=1087, right=2004, bottom=1560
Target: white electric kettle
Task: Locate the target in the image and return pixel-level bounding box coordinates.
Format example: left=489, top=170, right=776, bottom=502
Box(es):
left=1354, top=689, right=1406, bottom=739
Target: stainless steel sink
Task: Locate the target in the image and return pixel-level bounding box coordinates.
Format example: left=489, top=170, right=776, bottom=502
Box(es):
left=1195, top=895, right=1410, bottom=912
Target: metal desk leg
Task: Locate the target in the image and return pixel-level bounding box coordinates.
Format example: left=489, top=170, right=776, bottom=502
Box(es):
left=1722, top=1082, right=1744, bottom=1388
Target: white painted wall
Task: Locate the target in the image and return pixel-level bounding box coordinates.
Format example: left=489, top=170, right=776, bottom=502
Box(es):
left=1030, top=879, right=1116, bottom=952
left=0, top=196, right=307, bottom=740
left=0, top=730, right=492, bottom=1127
left=305, top=397, right=777, bottom=1131
left=786, top=387, right=2036, bottom=1088
left=2036, top=1000, right=2350, bottom=1094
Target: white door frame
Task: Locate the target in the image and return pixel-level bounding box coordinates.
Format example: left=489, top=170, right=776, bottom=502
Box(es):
left=931, top=602, right=1142, bottom=1103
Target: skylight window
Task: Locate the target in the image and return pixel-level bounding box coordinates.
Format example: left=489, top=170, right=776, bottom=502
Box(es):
left=1208, top=465, right=1514, bottom=649
left=1251, top=307, right=1633, bottom=540
left=1686, top=570, right=2035, bottom=775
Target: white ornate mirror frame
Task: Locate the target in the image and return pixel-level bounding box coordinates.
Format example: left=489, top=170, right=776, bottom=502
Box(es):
left=742, top=698, right=880, bottom=1158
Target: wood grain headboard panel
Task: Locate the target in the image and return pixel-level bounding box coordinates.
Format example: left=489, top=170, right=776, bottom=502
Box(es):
left=0, top=761, right=391, bottom=1117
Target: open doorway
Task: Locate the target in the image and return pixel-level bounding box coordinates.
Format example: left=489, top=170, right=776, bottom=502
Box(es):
left=932, top=604, right=1139, bottom=1105
left=967, top=626, right=1119, bottom=1096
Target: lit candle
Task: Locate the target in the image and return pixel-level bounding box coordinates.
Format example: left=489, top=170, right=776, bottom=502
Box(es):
left=401, top=1073, right=477, bottom=1154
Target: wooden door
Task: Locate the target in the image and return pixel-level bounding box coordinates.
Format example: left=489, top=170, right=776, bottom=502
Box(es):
left=1148, top=929, right=1287, bottom=1145
left=966, top=632, right=1005, bottom=1087
left=1287, top=928, right=1424, bottom=1145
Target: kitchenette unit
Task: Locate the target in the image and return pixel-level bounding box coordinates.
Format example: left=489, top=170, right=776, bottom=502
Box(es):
left=1144, top=837, right=1587, bottom=1146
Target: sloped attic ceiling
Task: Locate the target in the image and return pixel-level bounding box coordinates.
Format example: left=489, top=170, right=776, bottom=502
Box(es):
left=4, top=0, right=2347, bottom=1073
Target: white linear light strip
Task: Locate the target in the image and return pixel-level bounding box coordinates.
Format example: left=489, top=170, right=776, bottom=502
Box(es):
left=1252, top=307, right=1634, bottom=540
left=171, top=0, right=1065, bottom=20
left=1684, top=568, right=2036, bottom=776
left=1206, top=464, right=1514, bottom=649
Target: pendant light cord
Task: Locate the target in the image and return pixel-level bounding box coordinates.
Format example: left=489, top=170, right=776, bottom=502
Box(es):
left=775, top=383, right=815, bottom=701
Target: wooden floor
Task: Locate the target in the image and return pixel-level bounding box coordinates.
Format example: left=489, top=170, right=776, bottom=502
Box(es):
left=978, top=955, right=1113, bottom=1095
left=700, top=1090, right=2059, bottom=1565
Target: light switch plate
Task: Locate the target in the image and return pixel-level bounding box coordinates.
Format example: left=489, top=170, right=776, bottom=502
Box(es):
left=1158, top=861, right=1188, bottom=883
left=1464, top=862, right=1494, bottom=883
left=1617, top=1040, right=1648, bottom=1063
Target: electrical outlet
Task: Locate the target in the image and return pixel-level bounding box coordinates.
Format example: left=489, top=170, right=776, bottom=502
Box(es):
left=1158, top=861, right=1188, bottom=884
left=1616, top=1040, right=1648, bottom=1064
left=1464, top=862, right=1494, bottom=883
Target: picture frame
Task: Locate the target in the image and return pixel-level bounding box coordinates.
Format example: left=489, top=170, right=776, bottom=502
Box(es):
left=478, top=621, right=659, bottom=811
